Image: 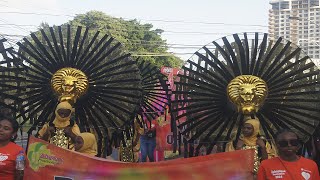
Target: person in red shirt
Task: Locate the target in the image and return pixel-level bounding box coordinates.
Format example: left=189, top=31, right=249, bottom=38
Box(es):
left=258, top=129, right=320, bottom=180
left=0, top=115, right=24, bottom=180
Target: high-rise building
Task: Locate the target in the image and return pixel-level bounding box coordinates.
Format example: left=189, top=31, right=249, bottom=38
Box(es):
left=269, top=0, right=320, bottom=66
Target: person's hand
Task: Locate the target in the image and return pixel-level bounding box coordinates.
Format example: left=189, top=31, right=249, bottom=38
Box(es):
left=63, top=127, right=73, bottom=137
left=236, top=140, right=244, bottom=150
left=40, top=126, right=55, bottom=141
left=256, top=138, right=266, bottom=148
left=46, top=126, right=55, bottom=135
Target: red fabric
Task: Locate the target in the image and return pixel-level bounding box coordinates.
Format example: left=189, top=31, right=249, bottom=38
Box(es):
left=257, top=157, right=320, bottom=180
left=156, top=122, right=172, bottom=151
left=0, top=142, right=24, bottom=180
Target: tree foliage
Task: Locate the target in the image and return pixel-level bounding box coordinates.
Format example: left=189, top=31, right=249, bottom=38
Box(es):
left=57, top=11, right=183, bottom=68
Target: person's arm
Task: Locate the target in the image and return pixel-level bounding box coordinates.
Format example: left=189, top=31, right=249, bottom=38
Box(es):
left=265, top=142, right=276, bottom=158
left=132, top=132, right=141, bottom=147
left=64, top=124, right=81, bottom=143
left=235, top=139, right=244, bottom=150
left=149, top=123, right=156, bottom=131
left=256, top=138, right=268, bottom=160
left=225, top=141, right=235, bottom=152
left=38, top=124, right=54, bottom=141
left=135, top=121, right=144, bottom=135
left=64, top=126, right=77, bottom=143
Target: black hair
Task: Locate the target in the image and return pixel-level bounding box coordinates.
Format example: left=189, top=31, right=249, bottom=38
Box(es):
left=0, top=114, right=20, bottom=142
left=275, top=129, right=300, bottom=142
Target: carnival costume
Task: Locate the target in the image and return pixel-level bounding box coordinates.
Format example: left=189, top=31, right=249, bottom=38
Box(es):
left=226, top=118, right=276, bottom=172
left=0, top=25, right=143, bottom=157
left=38, top=101, right=80, bottom=150
left=172, top=33, right=320, bottom=173
left=77, top=133, right=98, bottom=156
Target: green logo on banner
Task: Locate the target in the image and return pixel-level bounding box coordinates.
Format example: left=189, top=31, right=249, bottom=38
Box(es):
left=28, top=142, right=63, bottom=171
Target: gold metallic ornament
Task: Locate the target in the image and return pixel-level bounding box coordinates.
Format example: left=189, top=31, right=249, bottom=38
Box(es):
left=119, top=139, right=135, bottom=162
left=51, top=68, right=88, bottom=104
left=242, top=145, right=260, bottom=174
left=50, top=128, right=69, bottom=149
left=227, top=75, right=268, bottom=114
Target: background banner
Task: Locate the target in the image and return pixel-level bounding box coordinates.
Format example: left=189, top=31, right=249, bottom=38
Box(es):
left=25, top=136, right=254, bottom=180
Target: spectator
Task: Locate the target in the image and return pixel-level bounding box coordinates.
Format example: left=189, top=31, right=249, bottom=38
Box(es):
left=257, top=129, right=319, bottom=180
left=140, top=121, right=156, bottom=162
left=0, top=115, right=24, bottom=180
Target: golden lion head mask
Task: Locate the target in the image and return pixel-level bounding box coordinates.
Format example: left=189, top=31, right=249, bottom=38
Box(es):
left=227, top=75, right=268, bottom=114
left=51, top=68, right=88, bottom=104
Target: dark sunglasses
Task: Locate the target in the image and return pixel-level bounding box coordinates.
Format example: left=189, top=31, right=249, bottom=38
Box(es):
left=277, top=139, right=300, bottom=147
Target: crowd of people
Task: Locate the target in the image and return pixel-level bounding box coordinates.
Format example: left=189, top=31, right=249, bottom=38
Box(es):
left=1, top=103, right=320, bottom=179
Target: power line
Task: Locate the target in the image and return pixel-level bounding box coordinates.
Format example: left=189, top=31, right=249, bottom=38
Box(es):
left=0, top=18, right=30, bottom=33
left=0, top=33, right=204, bottom=45
left=131, top=52, right=195, bottom=57
left=0, top=22, right=264, bottom=35
left=0, top=35, right=210, bottom=49
left=0, top=24, right=38, bottom=27
left=123, top=18, right=269, bottom=28
left=0, top=11, right=75, bottom=17
left=0, top=11, right=268, bottom=28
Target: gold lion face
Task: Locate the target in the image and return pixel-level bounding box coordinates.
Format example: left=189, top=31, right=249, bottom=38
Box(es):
left=62, top=76, right=77, bottom=93
left=227, top=75, right=268, bottom=114
left=51, top=68, right=88, bottom=104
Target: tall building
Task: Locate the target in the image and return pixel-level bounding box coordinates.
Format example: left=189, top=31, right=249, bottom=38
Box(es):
left=269, top=0, right=320, bottom=66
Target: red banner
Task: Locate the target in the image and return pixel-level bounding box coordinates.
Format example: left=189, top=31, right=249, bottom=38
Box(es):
left=25, top=136, right=254, bottom=180
left=160, top=67, right=180, bottom=76
left=156, top=110, right=173, bottom=151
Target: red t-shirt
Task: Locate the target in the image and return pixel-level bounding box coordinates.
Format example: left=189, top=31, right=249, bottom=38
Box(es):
left=0, top=142, right=24, bottom=180
left=257, top=156, right=320, bottom=180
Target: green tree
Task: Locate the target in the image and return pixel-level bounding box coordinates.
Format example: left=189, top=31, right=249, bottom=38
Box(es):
left=64, top=10, right=183, bottom=68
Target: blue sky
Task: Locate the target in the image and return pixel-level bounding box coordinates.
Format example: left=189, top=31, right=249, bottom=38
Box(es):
left=0, top=0, right=271, bottom=60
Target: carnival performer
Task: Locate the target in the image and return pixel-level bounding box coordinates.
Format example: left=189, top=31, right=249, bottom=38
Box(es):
left=257, top=129, right=319, bottom=180
left=0, top=115, right=24, bottom=180
left=74, top=132, right=97, bottom=157
left=38, top=101, right=80, bottom=150
left=225, top=118, right=276, bottom=173
left=132, top=119, right=144, bottom=162
left=226, top=118, right=276, bottom=159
